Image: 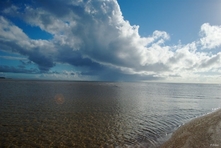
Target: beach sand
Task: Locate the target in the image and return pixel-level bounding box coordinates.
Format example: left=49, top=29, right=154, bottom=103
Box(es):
left=161, top=109, right=221, bottom=148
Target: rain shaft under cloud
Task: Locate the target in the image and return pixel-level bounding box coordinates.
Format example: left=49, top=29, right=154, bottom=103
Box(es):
left=0, top=0, right=221, bottom=82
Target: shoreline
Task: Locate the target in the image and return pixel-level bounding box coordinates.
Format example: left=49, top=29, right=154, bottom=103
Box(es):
left=160, top=109, right=221, bottom=148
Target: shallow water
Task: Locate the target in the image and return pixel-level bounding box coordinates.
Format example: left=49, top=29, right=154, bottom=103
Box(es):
left=0, top=80, right=220, bottom=147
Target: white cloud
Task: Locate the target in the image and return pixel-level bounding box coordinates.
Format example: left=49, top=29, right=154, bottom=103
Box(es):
left=0, top=0, right=221, bottom=82
left=200, top=23, right=221, bottom=49
left=0, top=16, right=29, bottom=41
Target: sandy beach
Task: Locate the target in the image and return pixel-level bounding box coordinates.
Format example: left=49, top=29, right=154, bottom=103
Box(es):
left=161, top=109, right=221, bottom=148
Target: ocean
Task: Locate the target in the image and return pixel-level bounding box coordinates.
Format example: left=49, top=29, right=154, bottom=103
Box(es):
left=0, top=80, right=220, bottom=147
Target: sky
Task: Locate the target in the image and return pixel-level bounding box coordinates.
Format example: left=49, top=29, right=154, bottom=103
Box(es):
left=0, top=0, right=221, bottom=83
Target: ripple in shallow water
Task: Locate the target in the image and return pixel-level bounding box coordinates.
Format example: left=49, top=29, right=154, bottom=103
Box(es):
left=0, top=81, right=221, bottom=147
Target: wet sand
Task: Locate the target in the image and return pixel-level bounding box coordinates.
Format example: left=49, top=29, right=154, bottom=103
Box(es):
left=161, top=109, right=221, bottom=148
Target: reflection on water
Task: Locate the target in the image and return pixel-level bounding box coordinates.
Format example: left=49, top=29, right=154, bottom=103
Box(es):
left=0, top=80, right=220, bottom=147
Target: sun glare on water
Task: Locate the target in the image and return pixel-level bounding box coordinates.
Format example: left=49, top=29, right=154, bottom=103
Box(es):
left=54, top=94, right=65, bottom=105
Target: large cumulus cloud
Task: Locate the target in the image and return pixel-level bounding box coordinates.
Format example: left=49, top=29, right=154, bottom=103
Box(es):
left=0, top=0, right=221, bottom=82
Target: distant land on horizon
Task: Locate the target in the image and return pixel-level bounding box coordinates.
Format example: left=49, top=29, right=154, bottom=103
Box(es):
left=0, top=77, right=220, bottom=85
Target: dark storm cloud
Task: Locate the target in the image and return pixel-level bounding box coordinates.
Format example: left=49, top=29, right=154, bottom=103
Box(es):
left=57, top=48, right=101, bottom=68
left=0, top=65, right=39, bottom=74
left=0, top=39, right=55, bottom=72
left=19, top=60, right=32, bottom=65
left=0, top=65, right=68, bottom=76
left=28, top=52, right=55, bottom=72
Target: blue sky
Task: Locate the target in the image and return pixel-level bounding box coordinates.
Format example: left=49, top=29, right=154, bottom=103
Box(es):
left=118, top=0, right=221, bottom=43
left=0, top=0, right=221, bottom=83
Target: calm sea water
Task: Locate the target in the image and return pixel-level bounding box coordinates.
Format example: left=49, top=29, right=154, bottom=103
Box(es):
left=0, top=80, right=221, bottom=147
